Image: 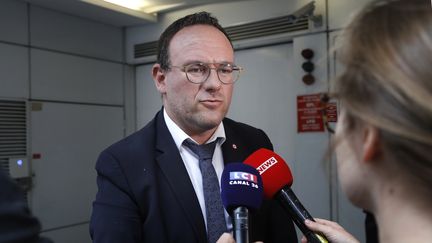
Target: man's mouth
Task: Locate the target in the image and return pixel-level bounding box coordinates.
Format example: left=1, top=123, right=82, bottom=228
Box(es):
left=200, top=99, right=223, bottom=108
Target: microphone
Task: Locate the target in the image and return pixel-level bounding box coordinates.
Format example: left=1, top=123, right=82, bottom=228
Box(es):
left=244, top=148, right=328, bottom=243
left=221, top=163, right=264, bottom=243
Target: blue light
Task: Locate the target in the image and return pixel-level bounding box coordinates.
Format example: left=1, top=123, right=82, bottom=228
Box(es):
left=17, top=160, right=23, bottom=167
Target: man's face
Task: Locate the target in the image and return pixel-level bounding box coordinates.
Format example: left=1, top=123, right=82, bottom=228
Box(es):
left=153, top=25, right=235, bottom=138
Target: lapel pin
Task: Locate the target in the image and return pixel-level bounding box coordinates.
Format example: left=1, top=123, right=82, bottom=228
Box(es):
left=232, top=144, right=237, bottom=149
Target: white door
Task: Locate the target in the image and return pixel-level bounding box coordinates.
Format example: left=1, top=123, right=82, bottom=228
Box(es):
left=30, top=102, right=124, bottom=243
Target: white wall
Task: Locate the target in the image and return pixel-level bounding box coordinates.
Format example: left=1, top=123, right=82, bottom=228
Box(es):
left=0, top=0, right=28, bottom=45
left=30, top=6, right=123, bottom=62
left=0, top=43, right=29, bottom=98
left=328, top=0, right=374, bottom=31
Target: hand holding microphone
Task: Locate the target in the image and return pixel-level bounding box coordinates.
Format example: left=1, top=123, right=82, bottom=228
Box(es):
left=244, top=148, right=329, bottom=243
left=302, top=219, right=359, bottom=243
left=221, top=163, right=264, bottom=243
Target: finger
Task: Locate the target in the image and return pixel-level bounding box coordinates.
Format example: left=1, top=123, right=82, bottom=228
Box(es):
left=305, top=219, right=335, bottom=233
left=301, top=235, right=308, bottom=243
left=313, top=218, right=344, bottom=230
left=305, top=219, right=360, bottom=243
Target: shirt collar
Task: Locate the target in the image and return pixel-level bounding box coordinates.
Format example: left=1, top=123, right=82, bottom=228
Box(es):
left=163, top=108, right=226, bottom=149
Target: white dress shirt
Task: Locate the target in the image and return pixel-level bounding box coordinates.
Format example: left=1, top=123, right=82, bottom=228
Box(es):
left=163, top=109, right=232, bottom=232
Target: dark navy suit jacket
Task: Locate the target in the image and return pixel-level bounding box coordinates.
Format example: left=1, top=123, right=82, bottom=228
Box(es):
left=90, top=110, right=297, bottom=243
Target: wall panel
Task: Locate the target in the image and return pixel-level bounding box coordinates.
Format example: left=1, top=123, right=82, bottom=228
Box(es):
left=0, top=0, right=28, bottom=45
left=328, top=0, right=374, bottom=31
left=30, top=6, right=123, bottom=62
left=0, top=43, right=29, bottom=99
left=31, top=49, right=123, bottom=105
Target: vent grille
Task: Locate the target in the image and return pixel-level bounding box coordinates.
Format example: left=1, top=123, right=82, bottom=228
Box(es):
left=134, top=15, right=309, bottom=59
left=134, top=41, right=158, bottom=60
left=0, top=157, right=9, bottom=175
left=0, top=100, right=27, bottom=159
left=225, top=16, right=308, bottom=42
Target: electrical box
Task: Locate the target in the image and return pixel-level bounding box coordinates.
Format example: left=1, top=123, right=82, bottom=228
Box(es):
left=9, top=157, right=29, bottom=179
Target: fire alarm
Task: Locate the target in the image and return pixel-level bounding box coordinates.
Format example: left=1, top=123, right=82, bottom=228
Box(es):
left=301, top=48, right=315, bottom=85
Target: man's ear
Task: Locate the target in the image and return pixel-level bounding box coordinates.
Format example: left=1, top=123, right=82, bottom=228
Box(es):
left=152, top=63, right=167, bottom=94
left=363, top=125, right=381, bottom=162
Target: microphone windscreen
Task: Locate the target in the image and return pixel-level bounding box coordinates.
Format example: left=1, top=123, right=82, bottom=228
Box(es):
left=244, top=148, right=293, bottom=199
left=221, top=163, right=263, bottom=212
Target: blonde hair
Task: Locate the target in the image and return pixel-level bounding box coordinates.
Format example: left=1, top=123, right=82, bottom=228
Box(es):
left=334, top=0, right=432, bottom=186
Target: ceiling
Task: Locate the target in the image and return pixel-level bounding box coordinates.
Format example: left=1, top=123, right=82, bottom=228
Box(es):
left=20, top=0, right=250, bottom=27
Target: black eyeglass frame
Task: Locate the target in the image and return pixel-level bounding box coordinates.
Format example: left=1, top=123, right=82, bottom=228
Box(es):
left=170, top=62, right=243, bottom=84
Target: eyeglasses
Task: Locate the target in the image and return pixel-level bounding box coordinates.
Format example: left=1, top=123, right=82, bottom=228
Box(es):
left=170, top=62, right=243, bottom=84
left=320, top=93, right=338, bottom=134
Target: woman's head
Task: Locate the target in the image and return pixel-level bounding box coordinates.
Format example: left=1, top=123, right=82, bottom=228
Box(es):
left=334, top=0, right=432, bottom=207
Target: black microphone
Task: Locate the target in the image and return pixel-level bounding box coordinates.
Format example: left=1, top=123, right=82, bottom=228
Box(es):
left=221, top=163, right=264, bottom=243
left=244, top=148, right=329, bottom=243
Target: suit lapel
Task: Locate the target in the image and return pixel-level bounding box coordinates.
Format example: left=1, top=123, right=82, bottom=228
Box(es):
left=153, top=111, right=207, bottom=243
left=222, top=120, right=250, bottom=164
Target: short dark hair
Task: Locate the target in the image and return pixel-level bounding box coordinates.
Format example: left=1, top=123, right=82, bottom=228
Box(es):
left=156, top=11, right=233, bottom=70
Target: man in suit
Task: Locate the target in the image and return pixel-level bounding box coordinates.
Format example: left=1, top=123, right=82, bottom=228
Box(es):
left=0, top=171, right=52, bottom=243
left=90, top=12, right=297, bottom=243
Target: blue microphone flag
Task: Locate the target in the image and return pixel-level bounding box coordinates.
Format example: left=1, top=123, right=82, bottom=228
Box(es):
left=221, top=163, right=263, bottom=212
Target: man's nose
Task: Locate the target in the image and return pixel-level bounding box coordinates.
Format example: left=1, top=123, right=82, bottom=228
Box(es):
left=203, top=68, right=222, bottom=89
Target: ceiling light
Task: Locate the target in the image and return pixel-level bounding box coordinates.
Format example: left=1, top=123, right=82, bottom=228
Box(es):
left=100, top=0, right=184, bottom=14
left=103, top=0, right=149, bottom=11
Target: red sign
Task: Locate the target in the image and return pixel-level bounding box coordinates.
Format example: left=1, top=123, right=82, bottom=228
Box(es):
left=326, top=102, right=338, bottom=122
left=297, top=94, right=324, bottom=132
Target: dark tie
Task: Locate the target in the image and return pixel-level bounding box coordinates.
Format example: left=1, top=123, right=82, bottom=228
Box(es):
left=183, top=138, right=227, bottom=243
